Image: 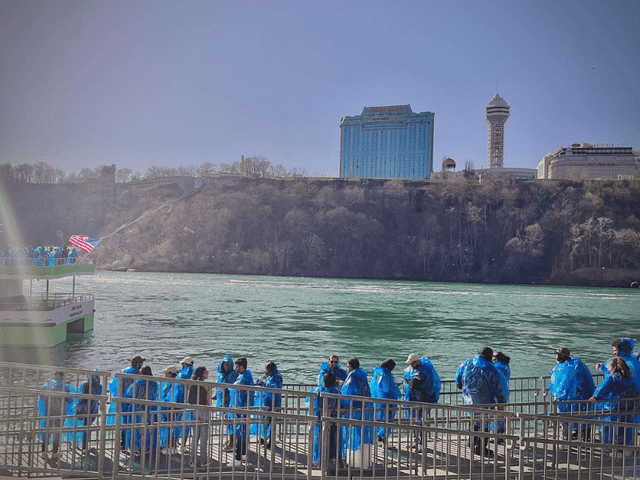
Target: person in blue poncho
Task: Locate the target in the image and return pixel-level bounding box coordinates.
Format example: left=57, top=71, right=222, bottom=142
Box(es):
left=253, top=361, right=283, bottom=448
left=216, top=354, right=239, bottom=451
left=227, top=357, right=254, bottom=467
left=38, top=371, right=75, bottom=461
left=590, top=357, right=640, bottom=445
left=318, top=355, right=348, bottom=388
left=370, top=358, right=401, bottom=443
left=596, top=338, right=640, bottom=393
left=124, top=365, right=160, bottom=454
left=312, top=372, right=341, bottom=465
left=548, top=346, right=595, bottom=440
left=455, top=347, right=505, bottom=457
left=403, top=353, right=441, bottom=449
left=340, top=358, right=373, bottom=467
left=107, top=355, right=144, bottom=450
left=159, top=365, right=180, bottom=454
left=492, top=352, right=511, bottom=435
left=76, top=372, right=102, bottom=452
left=178, top=356, right=195, bottom=380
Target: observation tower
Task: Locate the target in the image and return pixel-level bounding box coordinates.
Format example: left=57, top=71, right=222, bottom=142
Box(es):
left=486, top=93, right=510, bottom=169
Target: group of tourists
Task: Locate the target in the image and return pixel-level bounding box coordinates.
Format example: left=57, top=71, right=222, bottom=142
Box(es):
left=37, top=338, right=640, bottom=468
left=1, top=245, right=79, bottom=266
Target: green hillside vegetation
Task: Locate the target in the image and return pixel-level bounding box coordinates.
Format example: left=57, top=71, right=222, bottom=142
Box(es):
left=91, top=177, right=640, bottom=287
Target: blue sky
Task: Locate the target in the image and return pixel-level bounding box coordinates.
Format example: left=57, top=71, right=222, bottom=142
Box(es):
left=1, top=0, right=638, bottom=176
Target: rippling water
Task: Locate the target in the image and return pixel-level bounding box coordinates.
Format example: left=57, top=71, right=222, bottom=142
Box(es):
left=3, top=271, right=639, bottom=384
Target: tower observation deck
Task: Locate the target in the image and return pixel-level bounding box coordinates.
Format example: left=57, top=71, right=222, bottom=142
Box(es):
left=486, top=93, right=510, bottom=169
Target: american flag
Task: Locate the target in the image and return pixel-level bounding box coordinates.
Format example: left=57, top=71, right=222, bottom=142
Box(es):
left=69, top=235, right=100, bottom=253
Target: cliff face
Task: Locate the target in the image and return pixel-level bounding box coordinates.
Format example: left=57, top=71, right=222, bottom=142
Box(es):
left=6, top=176, right=640, bottom=286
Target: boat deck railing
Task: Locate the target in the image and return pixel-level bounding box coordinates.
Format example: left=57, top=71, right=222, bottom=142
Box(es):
left=0, top=293, right=94, bottom=311
left=0, top=362, right=637, bottom=480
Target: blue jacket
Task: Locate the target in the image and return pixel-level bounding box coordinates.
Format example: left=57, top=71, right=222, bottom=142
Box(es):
left=549, top=357, right=595, bottom=401
left=455, top=355, right=505, bottom=405
left=370, top=366, right=401, bottom=402
left=215, top=355, right=238, bottom=407
left=403, top=357, right=441, bottom=403
left=318, top=361, right=348, bottom=388
left=256, top=364, right=283, bottom=409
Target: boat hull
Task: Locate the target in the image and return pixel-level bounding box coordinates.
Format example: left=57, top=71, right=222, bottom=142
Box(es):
left=0, top=300, right=94, bottom=347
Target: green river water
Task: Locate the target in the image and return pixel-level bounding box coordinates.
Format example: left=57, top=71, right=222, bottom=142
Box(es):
left=3, top=271, right=639, bottom=384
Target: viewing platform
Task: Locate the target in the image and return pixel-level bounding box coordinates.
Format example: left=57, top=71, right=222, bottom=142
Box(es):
left=2, top=362, right=640, bottom=479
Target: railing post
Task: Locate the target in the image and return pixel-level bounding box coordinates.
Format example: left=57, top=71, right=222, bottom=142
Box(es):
left=98, top=373, right=109, bottom=480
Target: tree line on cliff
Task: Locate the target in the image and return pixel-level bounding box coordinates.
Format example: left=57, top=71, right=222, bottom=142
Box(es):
left=0, top=157, right=317, bottom=184
left=91, top=177, right=640, bottom=286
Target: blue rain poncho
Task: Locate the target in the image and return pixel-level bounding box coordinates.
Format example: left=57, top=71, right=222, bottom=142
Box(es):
left=107, top=366, right=140, bottom=425
left=370, top=365, right=401, bottom=440
left=600, top=338, right=640, bottom=392
left=548, top=357, right=595, bottom=413
left=340, top=367, right=373, bottom=454
left=252, top=364, right=283, bottom=438
left=494, top=361, right=511, bottom=402
left=75, top=374, right=102, bottom=448
left=230, top=369, right=254, bottom=449
left=312, top=384, right=340, bottom=463
left=318, top=361, right=348, bottom=388
left=215, top=355, right=238, bottom=407
left=159, top=379, right=187, bottom=449
left=37, top=379, right=76, bottom=443
left=402, top=357, right=441, bottom=404
left=593, top=374, right=639, bottom=445
left=122, top=378, right=160, bottom=452
left=177, top=364, right=194, bottom=380
left=455, top=355, right=505, bottom=405
left=215, top=355, right=238, bottom=437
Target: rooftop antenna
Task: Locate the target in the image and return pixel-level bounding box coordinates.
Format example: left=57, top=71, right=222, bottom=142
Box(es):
left=496, top=80, right=499, bottom=93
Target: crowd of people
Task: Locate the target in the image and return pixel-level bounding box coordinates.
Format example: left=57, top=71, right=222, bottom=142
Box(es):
left=1, top=245, right=79, bottom=266
left=37, top=338, right=640, bottom=467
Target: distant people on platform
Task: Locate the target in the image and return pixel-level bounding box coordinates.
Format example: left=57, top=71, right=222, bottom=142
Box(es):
left=312, top=372, right=340, bottom=465
left=318, top=354, right=348, bottom=388
left=188, top=366, right=211, bottom=468
left=590, top=357, right=640, bottom=446
left=402, top=353, right=441, bottom=450
left=37, top=371, right=75, bottom=462
left=548, top=346, right=596, bottom=440
left=253, top=361, right=283, bottom=448
left=227, top=357, right=254, bottom=467
left=492, top=351, right=511, bottom=435
left=0, top=245, right=79, bottom=266
left=107, top=355, right=144, bottom=450
left=160, top=365, right=181, bottom=454
left=124, top=365, right=159, bottom=454
left=76, top=372, right=103, bottom=452
left=455, top=347, right=505, bottom=457
left=370, top=358, right=401, bottom=443
left=596, top=338, right=640, bottom=393
left=29, top=339, right=640, bottom=467
left=340, top=357, right=373, bottom=466
left=216, top=355, right=238, bottom=452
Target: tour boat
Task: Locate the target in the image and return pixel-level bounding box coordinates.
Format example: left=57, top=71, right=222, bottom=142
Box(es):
left=0, top=261, right=95, bottom=347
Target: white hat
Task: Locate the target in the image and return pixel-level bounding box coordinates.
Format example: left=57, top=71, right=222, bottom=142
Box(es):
left=180, top=356, right=194, bottom=365
left=163, top=365, right=179, bottom=374
left=405, top=353, right=420, bottom=364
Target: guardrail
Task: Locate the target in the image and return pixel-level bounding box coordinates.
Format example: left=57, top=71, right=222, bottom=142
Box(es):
left=0, top=362, right=636, bottom=480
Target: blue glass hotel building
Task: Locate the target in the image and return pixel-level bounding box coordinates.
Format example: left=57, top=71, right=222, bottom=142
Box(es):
left=339, top=105, right=435, bottom=179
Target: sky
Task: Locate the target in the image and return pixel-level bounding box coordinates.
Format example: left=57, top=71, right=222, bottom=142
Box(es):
left=1, top=0, right=639, bottom=177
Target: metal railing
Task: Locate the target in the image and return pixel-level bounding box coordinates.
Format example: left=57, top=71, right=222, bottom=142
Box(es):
left=1, top=362, right=637, bottom=480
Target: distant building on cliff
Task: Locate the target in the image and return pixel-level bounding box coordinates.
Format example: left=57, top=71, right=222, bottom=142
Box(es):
left=486, top=94, right=510, bottom=169
left=339, top=105, right=435, bottom=179
left=537, top=144, right=640, bottom=180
